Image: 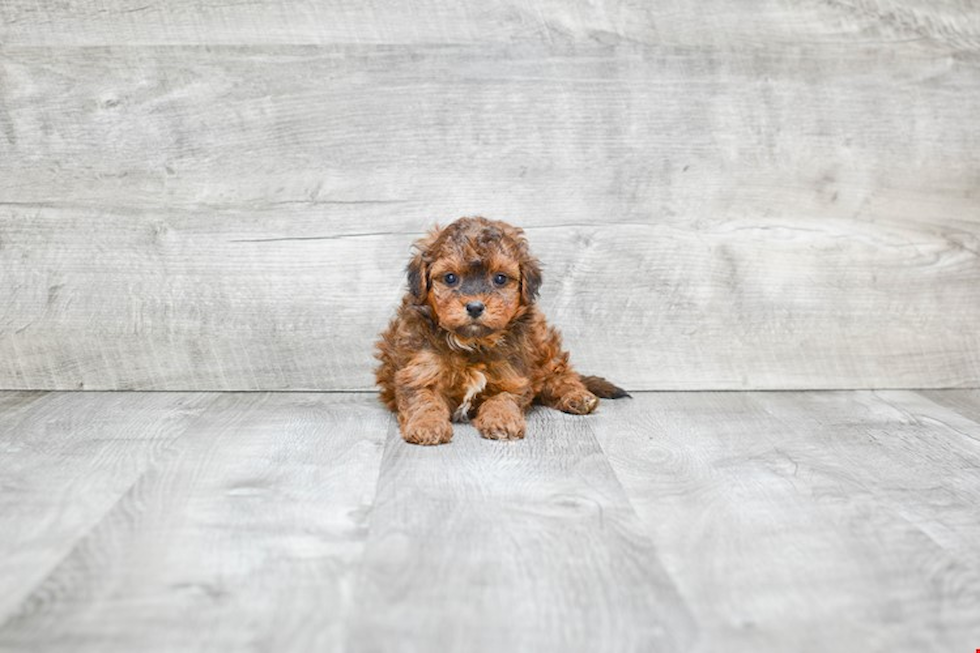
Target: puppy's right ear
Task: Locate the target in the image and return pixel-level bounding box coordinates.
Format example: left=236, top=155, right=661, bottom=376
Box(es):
left=406, top=251, right=427, bottom=300
left=406, top=226, right=441, bottom=302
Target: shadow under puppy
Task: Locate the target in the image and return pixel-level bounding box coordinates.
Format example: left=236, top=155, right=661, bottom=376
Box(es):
left=375, top=216, right=628, bottom=445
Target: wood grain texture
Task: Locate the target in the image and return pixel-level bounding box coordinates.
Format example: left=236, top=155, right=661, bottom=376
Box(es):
left=2, top=390, right=980, bottom=651
left=0, top=392, right=388, bottom=653
left=2, top=205, right=978, bottom=391
left=345, top=405, right=695, bottom=653
left=1, top=2, right=980, bottom=391
left=0, top=391, right=216, bottom=624
left=1, top=0, right=978, bottom=47
left=593, top=391, right=980, bottom=652
left=919, top=388, right=980, bottom=422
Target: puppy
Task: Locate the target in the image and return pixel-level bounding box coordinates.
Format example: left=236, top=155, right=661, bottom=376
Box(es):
left=375, top=216, right=628, bottom=445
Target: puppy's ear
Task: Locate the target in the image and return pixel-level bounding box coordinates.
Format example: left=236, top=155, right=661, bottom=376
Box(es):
left=406, top=226, right=442, bottom=302
left=520, top=254, right=543, bottom=304
left=406, top=250, right=427, bottom=301
left=506, top=224, right=542, bottom=304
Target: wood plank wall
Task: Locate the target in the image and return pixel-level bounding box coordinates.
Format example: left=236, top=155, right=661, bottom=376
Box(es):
left=1, top=1, right=978, bottom=391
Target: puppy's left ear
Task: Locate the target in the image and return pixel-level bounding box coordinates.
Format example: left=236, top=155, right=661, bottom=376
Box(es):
left=521, top=255, right=543, bottom=304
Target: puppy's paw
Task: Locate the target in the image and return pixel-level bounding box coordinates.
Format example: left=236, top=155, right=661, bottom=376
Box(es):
left=402, top=414, right=453, bottom=446
left=556, top=391, right=599, bottom=415
left=473, top=408, right=526, bottom=441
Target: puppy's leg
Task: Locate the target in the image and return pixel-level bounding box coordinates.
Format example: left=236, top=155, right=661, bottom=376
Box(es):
left=395, top=353, right=453, bottom=446
left=533, top=326, right=599, bottom=415
left=539, top=372, right=599, bottom=415
left=398, top=389, right=453, bottom=445
left=473, top=392, right=526, bottom=441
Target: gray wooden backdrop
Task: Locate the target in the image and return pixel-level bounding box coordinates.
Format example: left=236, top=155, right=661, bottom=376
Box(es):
left=1, top=1, right=978, bottom=391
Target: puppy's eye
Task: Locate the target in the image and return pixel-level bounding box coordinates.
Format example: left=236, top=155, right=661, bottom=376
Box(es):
left=443, top=273, right=459, bottom=286
left=493, top=273, right=508, bottom=287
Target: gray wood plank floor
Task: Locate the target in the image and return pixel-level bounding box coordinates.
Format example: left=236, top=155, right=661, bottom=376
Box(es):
left=1, top=390, right=979, bottom=652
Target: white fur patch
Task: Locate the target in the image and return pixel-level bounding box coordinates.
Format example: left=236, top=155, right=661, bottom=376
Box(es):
left=452, top=369, right=487, bottom=422
left=446, top=333, right=474, bottom=352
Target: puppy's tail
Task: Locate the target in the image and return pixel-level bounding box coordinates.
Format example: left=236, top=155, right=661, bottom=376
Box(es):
left=579, top=375, right=631, bottom=399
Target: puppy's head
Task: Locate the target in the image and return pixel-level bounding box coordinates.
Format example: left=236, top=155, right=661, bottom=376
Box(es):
left=406, top=216, right=542, bottom=342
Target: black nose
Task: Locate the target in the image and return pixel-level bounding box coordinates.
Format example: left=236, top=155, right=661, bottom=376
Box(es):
left=465, top=301, right=485, bottom=318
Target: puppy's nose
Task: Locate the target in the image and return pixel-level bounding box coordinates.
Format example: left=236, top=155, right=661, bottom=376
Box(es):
left=465, top=301, right=485, bottom=318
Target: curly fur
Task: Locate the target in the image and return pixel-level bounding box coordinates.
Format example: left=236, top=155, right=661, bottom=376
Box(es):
left=375, top=216, right=629, bottom=445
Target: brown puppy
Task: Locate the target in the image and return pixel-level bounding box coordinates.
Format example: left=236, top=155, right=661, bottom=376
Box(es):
left=375, top=216, right=628, bottom=445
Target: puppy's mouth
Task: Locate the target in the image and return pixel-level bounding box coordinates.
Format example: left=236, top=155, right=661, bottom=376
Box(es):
left=455, top=323, right=494, bottom=338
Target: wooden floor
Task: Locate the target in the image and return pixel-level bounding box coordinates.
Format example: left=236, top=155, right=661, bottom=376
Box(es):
left=1, top=390, right=979, bottom=652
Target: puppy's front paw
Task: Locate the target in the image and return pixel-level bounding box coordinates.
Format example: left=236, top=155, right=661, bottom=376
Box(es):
left=473, top=407, right=526, bottom=441
left=402, top=414, right=453, bottom=446
left=557, top=391, right=599, bottom=415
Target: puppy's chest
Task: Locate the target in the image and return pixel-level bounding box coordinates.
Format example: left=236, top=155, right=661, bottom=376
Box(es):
left=451, top=365, right=487, bottom=423
left=446, top=356, right=525, bottom=421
